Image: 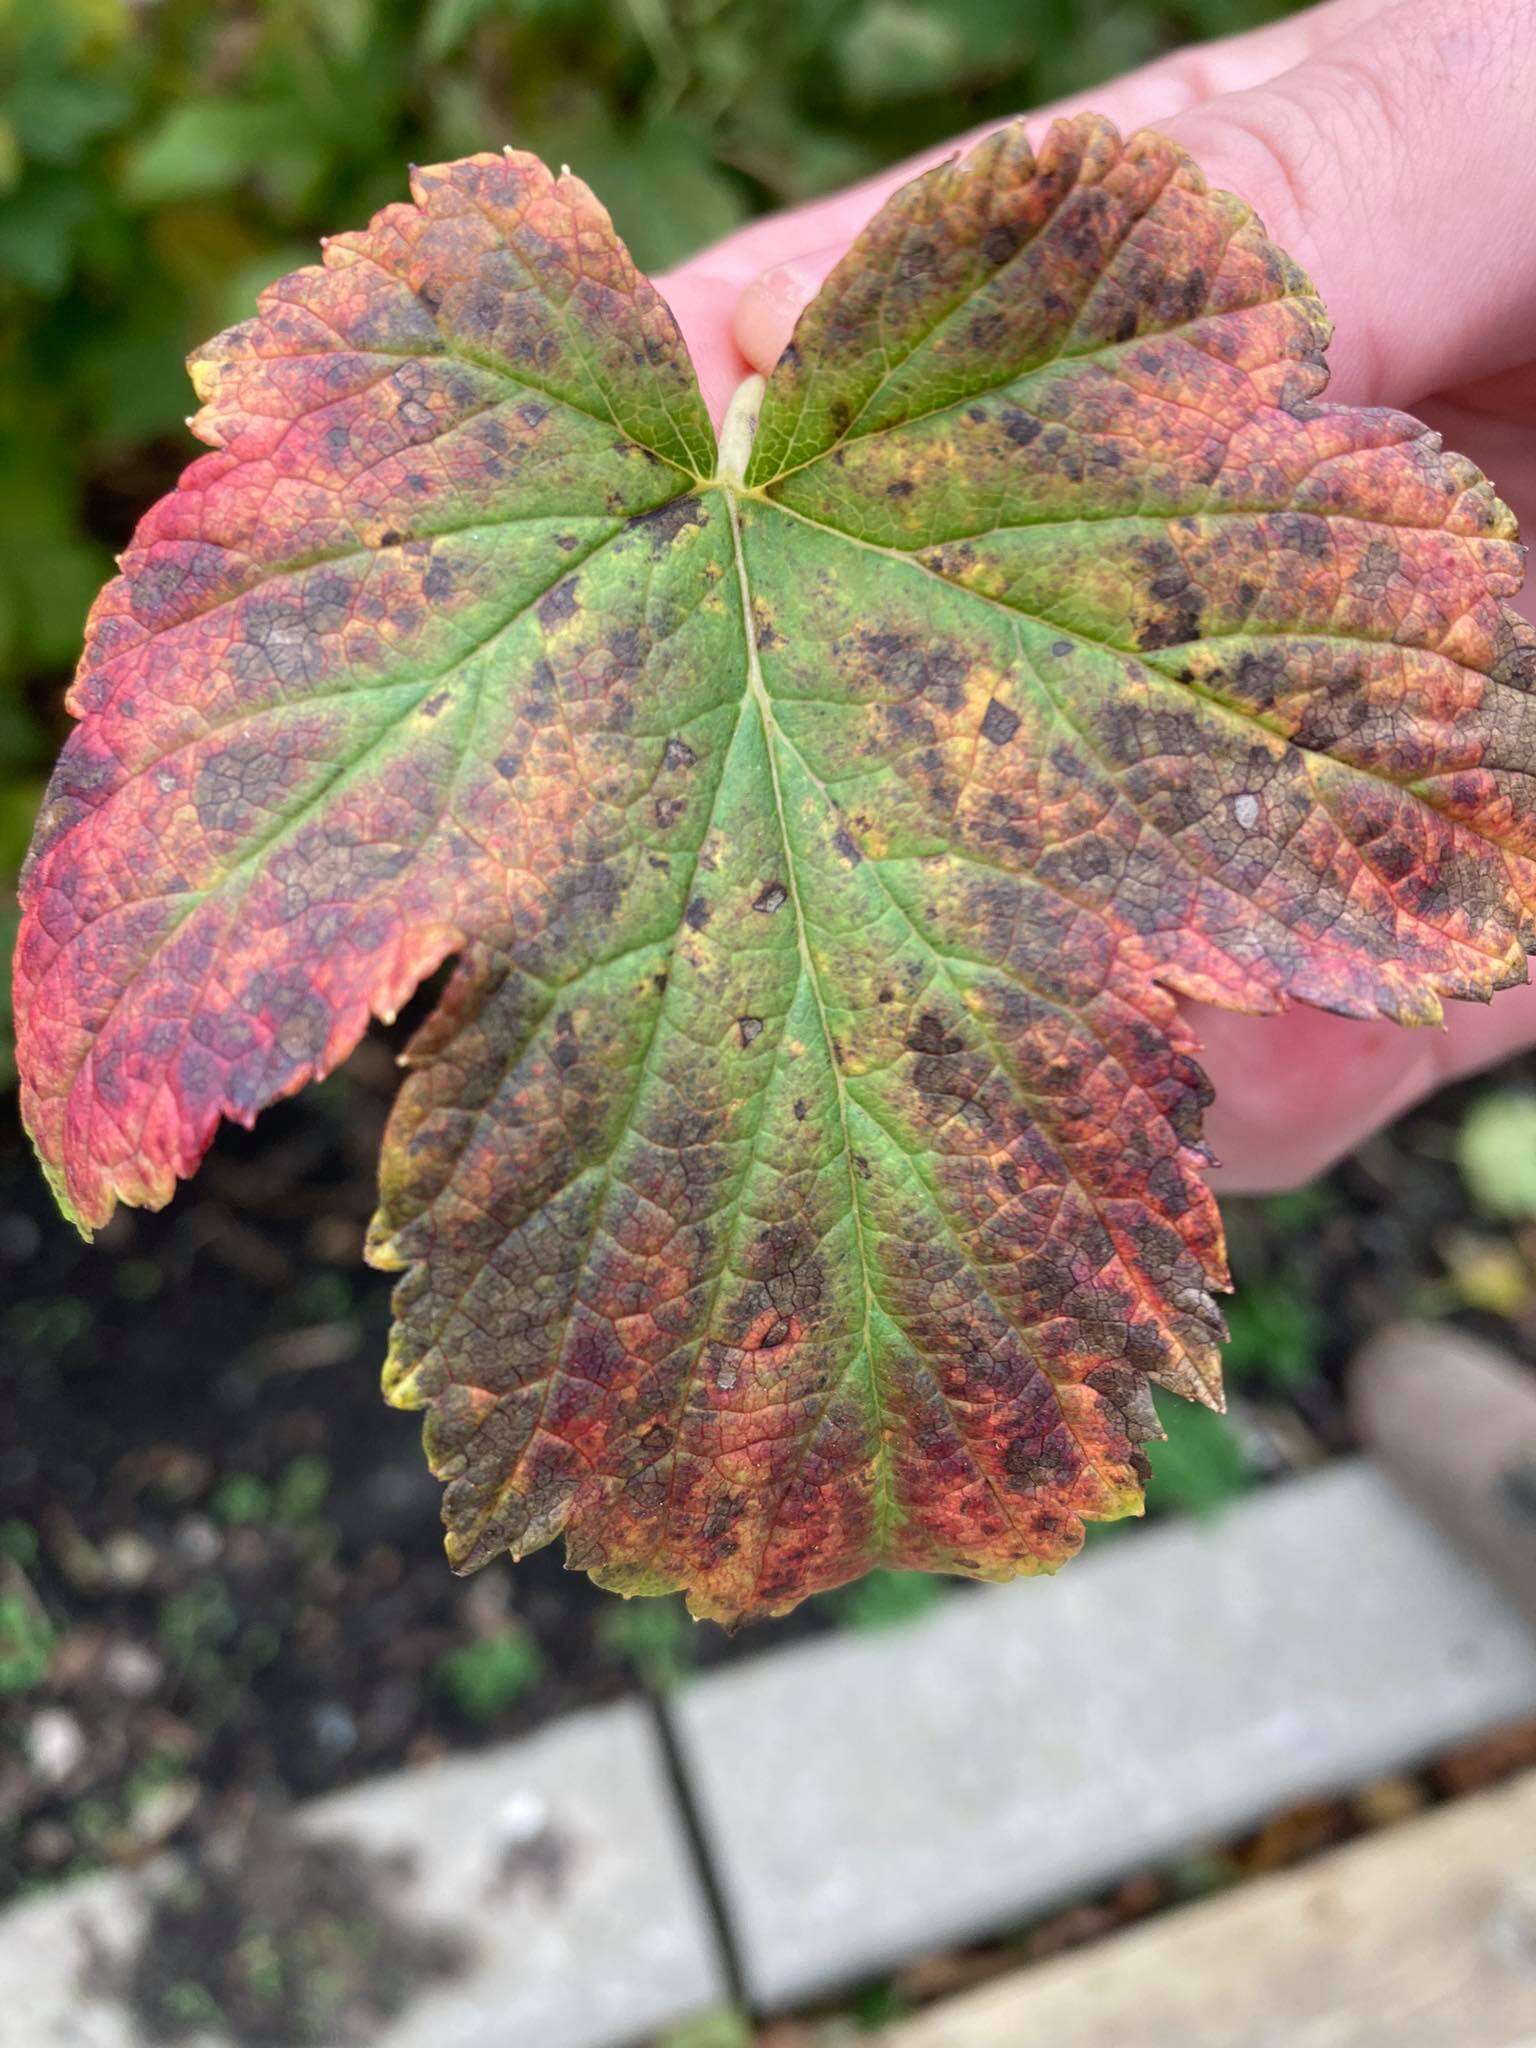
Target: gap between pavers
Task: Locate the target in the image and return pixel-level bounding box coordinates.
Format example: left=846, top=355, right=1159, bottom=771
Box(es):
left=672, top=1459, right=1536, bottom=2008
left=0, top=1701, right=726, bottom=2048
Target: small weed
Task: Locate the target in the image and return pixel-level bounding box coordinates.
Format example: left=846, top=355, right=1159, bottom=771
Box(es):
left=273, top=1453, right=330, bottom=1525
left=1222, top=1277, right=1322, bottom=1394
left=1459, top=1089, right=1536, bottom=1218
left=432, top=1632, right=543, bottom=1722
left=0, top=1519, right=38, bottom=1568
left=0, top=1585, right=54, bottom=1692
left=827, top=1568, right=945, bottom=1634
left=159, top=1581, right=238, bottom=1661
left=211, top=1474, right=274, bottom=1527
left=597, top=1597, right=695, bottom=1692
left=4, top=1296, right=93, bottom=1355
left=1147, top=1396, right=1251, bottom=1516
left=658, top=2012, right=754, bottom=2048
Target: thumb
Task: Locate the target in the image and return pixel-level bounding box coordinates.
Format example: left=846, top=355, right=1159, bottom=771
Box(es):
left=1163, top=0, right=1536, bottom=405
left=735, top=0, right=1536, bottom=410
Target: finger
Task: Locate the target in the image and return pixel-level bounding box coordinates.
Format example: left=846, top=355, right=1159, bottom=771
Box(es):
left=726, top=0, right=1390, bottom=371
left=1157, top=0, right=1536, bottom=406
left=1193, top=1002, right=1442, bottom=1192
left=654, top=268, right=755, bottom=425
left=1194, top=979, right=1536, bottom=1193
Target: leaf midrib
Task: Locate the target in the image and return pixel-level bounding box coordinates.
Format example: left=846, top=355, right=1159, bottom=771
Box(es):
left=722, top=481, right=899, bottom=1566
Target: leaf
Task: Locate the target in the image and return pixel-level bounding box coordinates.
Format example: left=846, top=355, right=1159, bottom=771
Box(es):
left=1458, top=1090, right=1536, bottom=1218
left=14, top=117, right=1536, bottom=1622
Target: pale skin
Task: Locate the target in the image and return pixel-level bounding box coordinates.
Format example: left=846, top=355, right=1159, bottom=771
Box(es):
left=652, top=0, right=1536, bottom=1193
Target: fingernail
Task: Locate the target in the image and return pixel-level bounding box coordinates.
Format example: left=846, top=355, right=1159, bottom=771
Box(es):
left=734, top=245, right=845, bottom=372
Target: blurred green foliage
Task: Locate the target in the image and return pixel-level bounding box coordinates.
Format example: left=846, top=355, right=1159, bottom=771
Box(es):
left=1458, top=1088, right=1536, bottom=1219
left=431, top=1628, right=544, bottom=1719
left=596, top=1589, right=696, bottom=1687
left=0, top=0, right=1292, bottom=879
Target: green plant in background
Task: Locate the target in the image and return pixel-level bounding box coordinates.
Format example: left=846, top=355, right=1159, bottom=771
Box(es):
left=1457, top=1089, right=1536, bottom=1220
left=1146, top=1396, right=1252, bottom=1516
left=656, top=2011, right=754, bottom=2048
left=1223, top=1274, right=1324, bottom=1394
left=432, top=1630, right=544, bottom=1721
left=0, top=0, right=1293, bottom=886
left=1143, top=1249, right=1326, bottom=1514
left=597, top=1597, right=696, bottom=1692
left=0, top=1575, right=55, bottom=1692
left=826, top=1569, right=947, bottom=1634
left=210, top=1472, right=275, bottom=1527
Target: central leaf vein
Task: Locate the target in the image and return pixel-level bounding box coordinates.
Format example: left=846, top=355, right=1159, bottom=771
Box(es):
left=724, top=482, right=897, bottom=1566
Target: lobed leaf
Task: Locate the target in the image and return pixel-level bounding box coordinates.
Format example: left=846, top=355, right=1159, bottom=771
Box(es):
left=16, top=118, right=1536, bottom=1621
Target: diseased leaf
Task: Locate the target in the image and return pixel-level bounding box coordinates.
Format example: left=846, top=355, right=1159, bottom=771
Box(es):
left=15, top=117, right=1536, bottom=1621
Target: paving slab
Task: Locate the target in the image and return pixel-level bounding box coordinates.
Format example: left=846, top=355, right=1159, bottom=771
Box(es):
left=1354, top=1322, right=1536, bottom=1630
left=0, top=1701, right=725, bottom=2048
left=675, top=1460, right=1536, bottom=2006
left=887, top=1768, right=1536, bottom=2048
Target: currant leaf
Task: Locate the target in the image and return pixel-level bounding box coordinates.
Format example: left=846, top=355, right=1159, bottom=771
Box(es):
left=17, top=118, right=1536, bottom=1620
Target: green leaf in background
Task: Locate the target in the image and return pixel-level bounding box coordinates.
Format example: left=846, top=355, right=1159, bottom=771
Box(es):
left=122, top=101, right=331, bottom=212
left=1222, top=1278, right=1322, bottom=1394
left=1458, top=1090, right=1536, bottom=1219
left=1147, top=1395, right=1252, bottom=1515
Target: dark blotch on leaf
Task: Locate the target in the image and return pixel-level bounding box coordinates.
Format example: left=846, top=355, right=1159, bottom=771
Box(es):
left=537, top=580, right=578, bottom=629
left=980, top=698, right=1021, bottom=746
left=906, top=1013, right=964, bottom=1057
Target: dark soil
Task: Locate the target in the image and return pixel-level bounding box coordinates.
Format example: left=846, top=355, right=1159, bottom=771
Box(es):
left=4, top=1002, right=1536, bottom=1917
left=0, top=1005, right=832, bottom=1911
left=95, top=1804, right=469, bottom=2047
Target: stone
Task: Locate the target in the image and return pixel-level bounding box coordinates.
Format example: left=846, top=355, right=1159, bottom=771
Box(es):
left=1353, top=1322, right=1536, bottom=1630
left=674, top=1461, right=1536, bottom=2005
left=886, top=1770, right=1536, bottom=2047
left=0, top=1703, right=724, bottom=2048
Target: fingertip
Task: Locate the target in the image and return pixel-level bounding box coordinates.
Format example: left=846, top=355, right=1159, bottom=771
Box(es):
left=733, top=246, right=844, bottom=372
left=654, top=268, right=753, bottom=426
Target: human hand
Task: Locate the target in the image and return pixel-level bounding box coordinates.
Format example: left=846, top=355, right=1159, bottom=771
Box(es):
left=654, top=0, right=1536, bottom=1193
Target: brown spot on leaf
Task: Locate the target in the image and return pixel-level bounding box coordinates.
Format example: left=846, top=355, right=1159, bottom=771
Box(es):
left=980, top=697, right=1021, bottom=746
